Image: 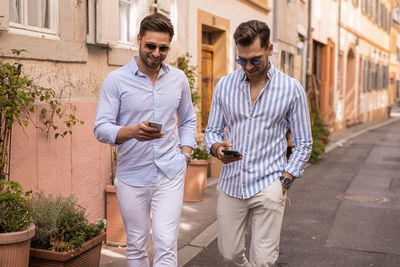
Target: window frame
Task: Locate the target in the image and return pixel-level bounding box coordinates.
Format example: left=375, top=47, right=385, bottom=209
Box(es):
left=118, top=0, right=148, bottom=47
left=9, top=0, right=58, bottom=36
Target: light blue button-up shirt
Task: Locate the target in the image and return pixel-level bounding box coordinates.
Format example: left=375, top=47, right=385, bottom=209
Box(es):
left=94, top=57, right=196, bottom=187
left=205, top=62, right=312, bottom=199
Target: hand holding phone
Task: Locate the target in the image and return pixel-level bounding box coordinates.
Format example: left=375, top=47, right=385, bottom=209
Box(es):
left=222, top=149, right=243, bottom=157
left=148, top=121, right=162, bottom=132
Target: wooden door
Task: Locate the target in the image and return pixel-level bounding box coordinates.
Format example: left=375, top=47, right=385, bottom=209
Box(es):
left=201, top=49, right=213, bottom=131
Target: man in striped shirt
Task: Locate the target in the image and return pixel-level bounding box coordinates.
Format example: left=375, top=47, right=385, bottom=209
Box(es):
left=204, top=20, right=313, bottom=266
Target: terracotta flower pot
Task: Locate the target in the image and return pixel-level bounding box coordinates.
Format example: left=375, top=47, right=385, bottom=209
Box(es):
left=0, top=224, right=35, bottom=267
left=105, top=184, right=126, bottom=246
left=183, top=159, right=209, bottom=202
left=29, top=231, right=106, bottom=267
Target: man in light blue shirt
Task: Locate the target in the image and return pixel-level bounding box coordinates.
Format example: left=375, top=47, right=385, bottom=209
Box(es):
left=205, top=20, right=312, bottom=266
left=94, top=13, right=196, bottom=267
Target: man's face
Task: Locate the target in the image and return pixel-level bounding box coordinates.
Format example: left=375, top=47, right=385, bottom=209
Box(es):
left=236, top=37, right=273, bottom=80
left=137, top=31, right=171, bottom=70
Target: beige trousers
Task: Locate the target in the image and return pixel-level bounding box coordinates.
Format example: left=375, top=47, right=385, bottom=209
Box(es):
left=217, top=179, right=286, bottom=267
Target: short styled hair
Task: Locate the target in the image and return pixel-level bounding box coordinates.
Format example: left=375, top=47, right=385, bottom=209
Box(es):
left=233, top=20, right=270, bottom=49
left=139, top=13, right=174, bottom=40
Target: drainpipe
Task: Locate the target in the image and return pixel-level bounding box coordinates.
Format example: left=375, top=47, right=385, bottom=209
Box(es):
left=273, top=0, right=277, bottom=43
left=305, top=0, right=312, bottom=92
left=337, top=0, right=342, bottom=93
left=272, top=0, right=278, bottom=65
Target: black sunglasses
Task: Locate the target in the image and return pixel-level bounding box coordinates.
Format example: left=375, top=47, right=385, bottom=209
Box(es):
left=144, top=43, right=170, bottom=53
left=235, top=57, right=263, bottom=66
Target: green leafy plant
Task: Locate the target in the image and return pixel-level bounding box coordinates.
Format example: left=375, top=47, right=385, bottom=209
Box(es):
left=171, top=53, right=201, bottom=105
left=0, top=50, right=84, bottom=180
left=30, top=193, right=105, bottom=252
left=192, top=138, right=210, bottom=160
left=309, top=109, right=330, bottom=163
left=0, top=180, right=33, bottom=233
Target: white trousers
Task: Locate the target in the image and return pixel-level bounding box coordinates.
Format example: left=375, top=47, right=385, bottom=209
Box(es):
left=217, top=179, right=286, bottom=267
left=114, top=167, right=186, bottom=267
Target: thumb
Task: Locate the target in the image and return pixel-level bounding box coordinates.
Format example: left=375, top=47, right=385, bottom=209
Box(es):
left=221, top=141, right=232, bottom=148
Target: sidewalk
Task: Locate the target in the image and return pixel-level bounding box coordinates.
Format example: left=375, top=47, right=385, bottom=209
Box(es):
left=100, top=105, right=400, bottom=266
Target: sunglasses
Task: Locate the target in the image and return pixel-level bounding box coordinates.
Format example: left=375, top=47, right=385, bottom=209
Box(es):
left=235, top=57, right=263, bottom=66
left=144, top=43, right=170, bottom=53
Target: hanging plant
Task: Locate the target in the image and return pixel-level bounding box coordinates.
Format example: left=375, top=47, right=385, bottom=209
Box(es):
left=0, top=50, right=84, bottom=180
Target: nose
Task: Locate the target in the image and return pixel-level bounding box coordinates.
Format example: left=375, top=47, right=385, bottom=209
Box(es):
left=245, top=61, right=254, bottom=70
left=152, top=48, right=160, bottom=57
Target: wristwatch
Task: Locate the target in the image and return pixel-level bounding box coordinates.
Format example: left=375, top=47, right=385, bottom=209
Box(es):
left=279, top=176, right=293, bottom=190
left=182, top=152, right=193, bottom=164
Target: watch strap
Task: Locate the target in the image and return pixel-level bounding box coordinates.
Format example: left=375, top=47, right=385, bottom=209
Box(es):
left=182, top=152, right=193, bottom=163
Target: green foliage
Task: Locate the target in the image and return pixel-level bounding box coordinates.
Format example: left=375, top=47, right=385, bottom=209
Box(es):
left=309, top=109, right=330, bottom=163
left=0, top=180, right=33, bottom=233
left=30, top=193, right=105, bottom=252
left=0, top=50, right=84, bottom=180
left=171, top=53, right=201, bottom=105
left=192, top=138, right=210, bottom=160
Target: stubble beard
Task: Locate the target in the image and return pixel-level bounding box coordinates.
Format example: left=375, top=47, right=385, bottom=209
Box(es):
left=139, top=50, right=163, bottom=70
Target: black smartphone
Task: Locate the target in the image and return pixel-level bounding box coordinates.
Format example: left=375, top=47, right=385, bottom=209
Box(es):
left=148, top=121, right=162, bottom=132
left=222, top=149, right=243, bottom=157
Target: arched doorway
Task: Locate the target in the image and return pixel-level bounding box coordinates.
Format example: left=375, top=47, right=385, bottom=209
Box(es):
left=345, top=48, right=356, bottom=126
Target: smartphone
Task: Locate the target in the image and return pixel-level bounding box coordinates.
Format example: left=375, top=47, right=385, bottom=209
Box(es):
left=222, top=149, right=243, bottom=157
left=148, top=121, right=162, bottom=132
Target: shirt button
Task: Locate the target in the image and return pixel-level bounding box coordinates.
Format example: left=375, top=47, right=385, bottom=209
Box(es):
left=243, top=168, right=246, bottom=172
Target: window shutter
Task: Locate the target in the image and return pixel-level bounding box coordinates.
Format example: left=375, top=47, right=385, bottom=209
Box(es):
left=96, top=0, right=119, bottom=46
left=156, top=0, right=171, bottom=17
left=0, top=0, right=9, bottom=31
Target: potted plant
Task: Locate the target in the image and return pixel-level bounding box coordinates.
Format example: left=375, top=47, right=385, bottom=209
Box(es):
left=0, top=180, right=35, bottom=267
left=29, top=193, right=106, bottom=267
left=105, top=146, right=126, bottom=246
left=183, top=138, right=210, bottom=202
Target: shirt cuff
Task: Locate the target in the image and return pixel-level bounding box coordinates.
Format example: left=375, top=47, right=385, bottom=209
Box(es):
left=284, top=165, right=304, bottom=178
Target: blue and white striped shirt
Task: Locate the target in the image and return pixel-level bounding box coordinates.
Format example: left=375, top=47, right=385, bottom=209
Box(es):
left=204, top=62, right=312, bottom=199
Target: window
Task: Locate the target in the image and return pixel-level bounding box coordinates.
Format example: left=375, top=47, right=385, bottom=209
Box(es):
left=9, top=0, right=58, bottom=33
left=280, top=51, right=294, bottom=77
left=375, top=0, right=379, bottom=24
left=119, top=0, right=147, bottom=44
left=367, top=60, right=371, bottom=91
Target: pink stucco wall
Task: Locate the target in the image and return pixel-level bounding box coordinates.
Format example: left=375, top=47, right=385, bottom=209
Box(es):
left=9, top=101, right=111, bottom=222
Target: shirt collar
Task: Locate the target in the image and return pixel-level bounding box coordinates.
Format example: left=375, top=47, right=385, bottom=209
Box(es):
left=240, top=60, right=275, bottom=82
left=129, top=56, right=170, bottom=77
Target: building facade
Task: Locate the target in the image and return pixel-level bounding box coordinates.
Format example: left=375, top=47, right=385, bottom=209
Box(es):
left=0, top=0, right=398, bottom=219
left=0, top=0, right=273, bottom=220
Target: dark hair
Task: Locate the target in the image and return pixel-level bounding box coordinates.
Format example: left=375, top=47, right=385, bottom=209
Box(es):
left=139, top=13, right=174, bottom=40
left=233, top=20, right=270, bottom=49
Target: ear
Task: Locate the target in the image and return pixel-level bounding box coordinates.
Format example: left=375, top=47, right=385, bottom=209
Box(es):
left=267, top=43, right=273, bottom=56
left=137, top=34, right=141, bottom=46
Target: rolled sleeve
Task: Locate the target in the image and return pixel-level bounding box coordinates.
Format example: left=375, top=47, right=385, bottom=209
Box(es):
left=177, top=77, right=197, bottom=149
left=284, top=80, right=313, bottom=178
left=94, top=74, right=122, bottom=146
left=204, top=82, right=225, bottom=156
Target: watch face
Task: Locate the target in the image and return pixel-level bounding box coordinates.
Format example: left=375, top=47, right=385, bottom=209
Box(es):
left=282, top=178, right=292, bottom=189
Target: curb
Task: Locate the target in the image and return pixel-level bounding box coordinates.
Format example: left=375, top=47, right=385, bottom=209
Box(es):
left=178, top=115, right=400, bottom=266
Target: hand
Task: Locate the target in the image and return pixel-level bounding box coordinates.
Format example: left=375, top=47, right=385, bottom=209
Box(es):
left=281, top=183, right=286, bottom=195
left=133, top=121, right=164, bottom=142
left=216, top=141, right=243, bottom=164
